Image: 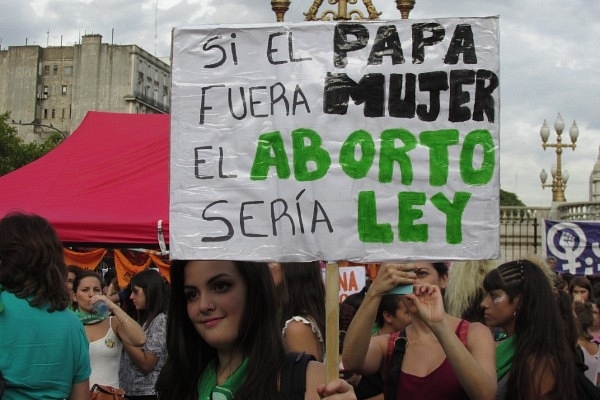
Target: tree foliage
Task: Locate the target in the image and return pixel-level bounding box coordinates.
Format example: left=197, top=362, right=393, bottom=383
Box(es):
left=500, top=189, right=526, bottom=207
left=0, top=112, right=62, bottom=176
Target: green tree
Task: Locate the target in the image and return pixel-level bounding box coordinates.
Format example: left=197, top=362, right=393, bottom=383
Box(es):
left=500, top=189, right=526, bottom=207
left=0, top=112, right=62, bottom=176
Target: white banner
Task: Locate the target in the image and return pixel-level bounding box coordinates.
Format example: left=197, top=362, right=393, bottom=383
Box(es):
left=339, top=266, right=367, bottom=303
left=170, top=17, right=500, bottom=261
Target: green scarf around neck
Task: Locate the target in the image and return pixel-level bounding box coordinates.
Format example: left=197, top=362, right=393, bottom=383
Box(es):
left=496, top=335, right=515, bottom=380
left=74, top=308, right=107, bottom=325
left=197, top=358, right=249, bottom=400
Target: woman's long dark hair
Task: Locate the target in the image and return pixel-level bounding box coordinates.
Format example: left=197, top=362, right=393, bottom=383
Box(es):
left=129, top=269, right=167, bottom=327
left=483, top=259, right=577, bottom=399
left=0, top=212, right=69, bottom=311
left=279, top=261, right=326, bottom=340
left=156, top=261, right=286, bottom=400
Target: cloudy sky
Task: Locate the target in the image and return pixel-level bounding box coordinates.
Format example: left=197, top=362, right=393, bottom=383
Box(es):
left=1, top=0, right=599, bottom=207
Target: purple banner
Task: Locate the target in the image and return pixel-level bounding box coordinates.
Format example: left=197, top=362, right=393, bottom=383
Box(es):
left=544, top=220, right=600, bottom=275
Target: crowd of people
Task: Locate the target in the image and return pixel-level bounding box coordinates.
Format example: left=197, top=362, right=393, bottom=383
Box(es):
left=2, top=211, right=600, bottom=399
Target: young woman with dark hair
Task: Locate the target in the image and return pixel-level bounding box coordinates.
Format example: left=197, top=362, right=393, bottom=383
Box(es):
left=72, top=270, right=146, bottom=389
left=570, top=276, right=593, bottom=303
left=481, top=259, right=578, bottom=399
left=272, top=261, right=326, bottom=361
left=574, top=301, right=600, bottom=385
left=374, top=294, right=410, bottom=335
left=119, top=269, right=168, bottom=399
left=155, top=260, right=355, bottom=400
left=343, top=262, right=496, bottom=400
left=0, top=212, right=91, bottom=399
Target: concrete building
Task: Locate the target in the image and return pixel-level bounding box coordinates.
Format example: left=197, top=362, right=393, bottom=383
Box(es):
left=0, top=34, right=170, bottom=142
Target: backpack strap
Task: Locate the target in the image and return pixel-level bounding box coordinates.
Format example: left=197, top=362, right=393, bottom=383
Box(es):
left=281, top=352, right=316, bottom=400
left=384, top=330, right=407, bottom=400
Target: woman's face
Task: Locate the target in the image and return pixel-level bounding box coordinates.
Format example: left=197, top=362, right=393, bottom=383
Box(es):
left=387, top=301, right=411, bottom=332
left=130, top=285, right=147, bottom=310
left=74, top=276, right=102, bottom=312
left=184, top=260, right=247, bottom=350
left=480, top=289, right=519, bottom=333
left=572, top=285, right=590, bottom=302
left=412, top=262, right=448, bottom=288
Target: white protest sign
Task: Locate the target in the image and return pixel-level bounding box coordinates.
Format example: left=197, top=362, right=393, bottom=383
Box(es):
left=339, top=266, right=366, bottom=303
left=170, top=18, right=500, bottom=261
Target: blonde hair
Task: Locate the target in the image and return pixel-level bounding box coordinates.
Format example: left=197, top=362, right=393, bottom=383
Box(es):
left=445, top=260, right=497, bottom=319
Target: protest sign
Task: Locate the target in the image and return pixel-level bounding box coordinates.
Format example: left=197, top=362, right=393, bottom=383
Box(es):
left=170, top=17, right=500, bottom=261
left=544, top=219, right=600, bottom=275
left=339, top=266, right=366, bottom=302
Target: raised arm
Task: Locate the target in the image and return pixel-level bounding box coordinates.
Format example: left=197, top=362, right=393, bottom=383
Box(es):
left=342, top=263, right=414, bottom=373
left=91, top=294, right=146, bottom=347
left=405, top=284, right=497, bottom=400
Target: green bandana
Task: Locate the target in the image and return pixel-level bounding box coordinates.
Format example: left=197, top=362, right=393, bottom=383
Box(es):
left=74, top=308, right=107, bottom=325
left=197, top=358, right=249, bottom=400
left=496, top=335, right=515, bottom=380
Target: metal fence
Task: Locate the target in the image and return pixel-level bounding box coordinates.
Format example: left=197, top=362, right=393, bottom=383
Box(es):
left=499, top=206, right=550, bottom=263
left=498, top=202, right=600, bottom=263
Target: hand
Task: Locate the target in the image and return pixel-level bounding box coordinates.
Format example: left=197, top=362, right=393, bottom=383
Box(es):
left=369, top=262, right=416, bottom=295
left=403, top=283, right=446, bottom=326
left=317, top=378, right=357, bottom=400
left=90, top=294, right=116, bottom=311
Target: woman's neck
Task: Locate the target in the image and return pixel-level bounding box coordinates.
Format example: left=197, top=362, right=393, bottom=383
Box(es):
left=216, top=349, right=244, bottom=385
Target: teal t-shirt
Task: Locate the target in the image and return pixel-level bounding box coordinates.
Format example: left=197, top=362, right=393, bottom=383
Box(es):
left=0, top=290, right=91, bottom=399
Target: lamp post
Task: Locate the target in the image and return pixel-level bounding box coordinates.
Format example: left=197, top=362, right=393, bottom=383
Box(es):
left=539, top=113, right=579, bottom=202
left=271, top=0, right=415, bottom=22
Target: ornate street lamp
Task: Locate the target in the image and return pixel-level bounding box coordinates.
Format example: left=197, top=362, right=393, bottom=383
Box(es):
left=539, top=113, right=579, bottom=202
left=271, top=0, right=291, bottom=22
left=271, top=0, right=416, bottom=22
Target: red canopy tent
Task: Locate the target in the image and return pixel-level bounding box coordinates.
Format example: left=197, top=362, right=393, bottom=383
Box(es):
left=0, top=111, right=170, bottom=248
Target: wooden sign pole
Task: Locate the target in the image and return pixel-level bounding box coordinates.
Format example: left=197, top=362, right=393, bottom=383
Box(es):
left=325, top=261, right=340, bottom=382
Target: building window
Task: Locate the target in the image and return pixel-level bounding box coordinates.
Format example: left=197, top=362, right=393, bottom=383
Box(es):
left=62, top=85, right=67, bottom=95
left=43, top=65, right=50, bottom=75
left=43, top=86, right=49, bottom=96
left=62, top=109, right=65, bottom=119
left=138, top=72, right=144, bottom=83
left=63, top=66, right=73, bottom=75
left=53, top=65, right=58, bottom=76
left=44, top=109, right=48, bottom=119
left=51, top=109, right=56, bottom=119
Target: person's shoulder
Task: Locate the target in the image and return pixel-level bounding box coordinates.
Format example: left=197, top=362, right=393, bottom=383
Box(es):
left=283, top=317, right=316, bottom=336
left=156, top=312, right=167, bottom=322
left=463, top=321, right=494, bottom=346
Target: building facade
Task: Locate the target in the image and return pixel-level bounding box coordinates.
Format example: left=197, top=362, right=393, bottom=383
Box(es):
left=0, top=34, right=170, bottom=142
